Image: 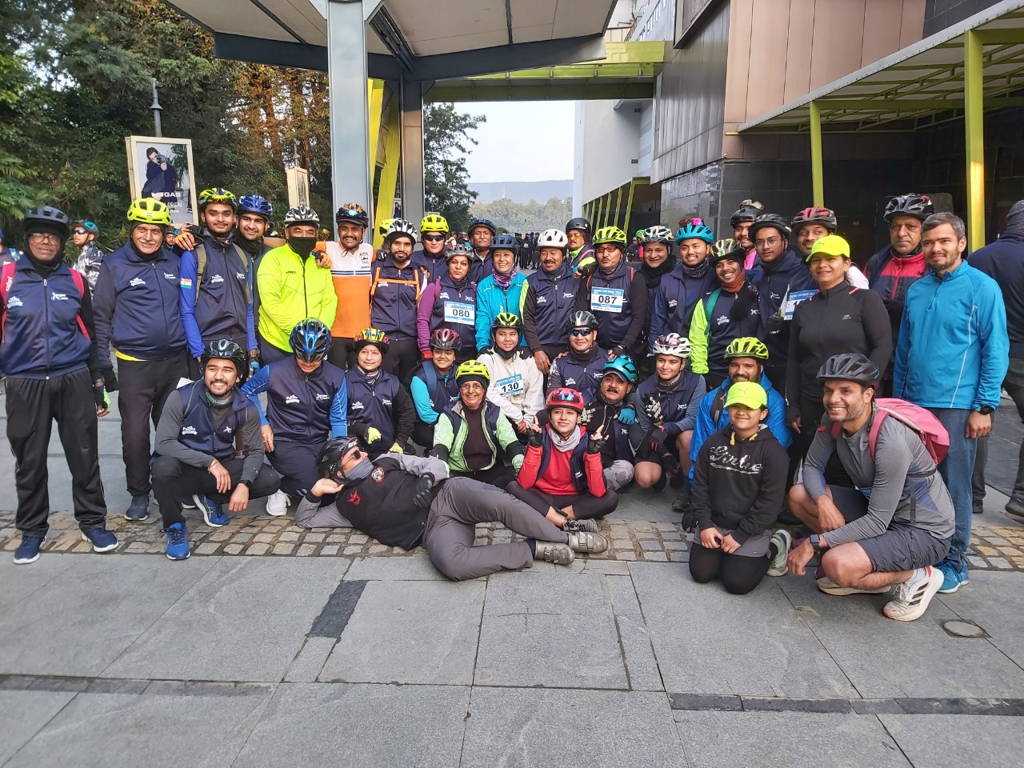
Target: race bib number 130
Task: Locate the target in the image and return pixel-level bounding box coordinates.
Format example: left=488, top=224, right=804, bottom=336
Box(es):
left=591, top=287, right=624, bottom=313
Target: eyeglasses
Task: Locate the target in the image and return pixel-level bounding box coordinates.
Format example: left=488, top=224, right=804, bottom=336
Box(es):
left=423, top=234, right=446, bottom=242
left=754, top=236, right=781, bottom=248
left=569, top=328, right=594, bottom=337
left=28, top=232, right=60, bottom=243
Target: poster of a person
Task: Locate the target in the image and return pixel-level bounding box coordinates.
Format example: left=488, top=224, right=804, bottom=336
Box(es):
left=125, top=135, right=198, bottom=224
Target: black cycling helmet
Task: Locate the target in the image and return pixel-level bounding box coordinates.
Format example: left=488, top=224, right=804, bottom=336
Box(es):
left=468, top=217, right=496, bottom=236
left=491, top=233, right=518, bottom=251
left=565, top=217, right=592, bottom=238
left=883, top=193, right=934, bottom=223
left=749, top=213, right=792, bottom=242
left=816, top=352, right=880, bottom=386
left=729, top=199, right=765, bottom=228
left=200, top=338, right=249, bottom=382
left=24, top=205, right=71, bottom=239
left=318, top=436, right=363, bottom=482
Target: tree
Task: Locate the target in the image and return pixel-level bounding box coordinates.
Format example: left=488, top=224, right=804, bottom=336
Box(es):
left=423, top=103, right=485, bottom=231
left=469, top=197, right=572, bottom=233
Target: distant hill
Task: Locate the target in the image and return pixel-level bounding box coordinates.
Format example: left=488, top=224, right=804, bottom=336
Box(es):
left=470, top=179, right=573, bottom=205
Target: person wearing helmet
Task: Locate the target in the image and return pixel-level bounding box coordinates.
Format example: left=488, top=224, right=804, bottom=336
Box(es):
left=414, top=212, right=450, bottom=281
left=522, top=228, right=576, bottom=373
left=346, top=328, right=414, bottom=457
left=322, top=203, right=374, bottom=369
left=177, top=188, right=258, bottom=378
left=650, top=219, right=716, bottom=354
left=749, top=213, right=817, bottom=395
left=685, top=338, right=791, bottom=514
left=430, top=360, right=524, bottom=488
left=789, top=207, right=869, bottom=290
left=152, top=339, right=281, bottom=560
left=688, top=381, right=791, bottom=594
left=547, top=310, right=610, bottom=405
left=508, top=387, right=618, bottom=526
left=729, top=199, right=765, bottom=269
left=93, top=198, right=189, bottom=522
left=70, top=220, right=106, bottom=292
left=417, top=243, right=478, bottom=360
left=786, top=353, right=954, bottom=622
left=475, top=232, right=527, bottom=352
left=637, top=225, right=677, bottom=362
left=0, top=227, right=22, bottom=267
left=466, top=217, right=496, bottom=284
left=786, top=234, right=892, bottom=462
left=687, top=244, right=764, bottom=389
left=573, top=225, right=648, bottom=359
left=295, top=437, right=608, bottom=579
left=409, top=328, right=462, bottom=447
left=256, top=205, right=337, bottom=363
left=369, top=219, right=429, bottom=381
left=633, top=333, right=706, bottom=492
left=477, top=312, right=544, bottom=434
left=234, top=194, right=275, bottom=258
left=582, top=356, right=642, bottom=491
left=241, top=318, right=348, bottom=517
left=2, top=205, right=118, bottom=564
left=866, top=193, right=935, bottom=341
left=565, top=216, right=596, bottom=276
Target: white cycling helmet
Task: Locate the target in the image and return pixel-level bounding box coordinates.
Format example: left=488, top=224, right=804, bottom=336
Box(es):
left=650, top=332, right=691, bottom=359
left=284, top=204, right=319, bottom=226
left=537, top=228, right=569, bottom=249
left=384, top=218, right=418, bottom=243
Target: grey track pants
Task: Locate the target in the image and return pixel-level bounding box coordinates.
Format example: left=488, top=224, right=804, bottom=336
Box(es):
left=423, top=477, right=569, bottom=580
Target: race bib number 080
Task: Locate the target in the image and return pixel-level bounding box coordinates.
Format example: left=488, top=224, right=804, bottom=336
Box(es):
left=443, top=301, right=475, bottom=324
left=591, top=287, right=625, bottom=313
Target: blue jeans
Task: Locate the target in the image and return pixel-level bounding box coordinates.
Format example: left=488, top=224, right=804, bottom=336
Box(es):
left=931, top=408, right=976, bottom=574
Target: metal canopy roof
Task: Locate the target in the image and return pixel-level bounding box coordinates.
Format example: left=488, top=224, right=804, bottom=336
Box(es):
left=738, top=0, right=1024, bottom=133
left=163, top=0, right=618, bottom=78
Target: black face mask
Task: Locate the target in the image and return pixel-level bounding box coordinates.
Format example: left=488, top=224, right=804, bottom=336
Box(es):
left=288, top=236, right=317, bottom=258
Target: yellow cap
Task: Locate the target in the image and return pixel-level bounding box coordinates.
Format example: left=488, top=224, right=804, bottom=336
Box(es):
left=807, top=233, right=851, bottom=261
left=724, top=381, right=767, bottom=410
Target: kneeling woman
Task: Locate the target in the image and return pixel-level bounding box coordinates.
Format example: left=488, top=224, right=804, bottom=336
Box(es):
left=508, top=387, right=618, bottom=529
left=689, top=382, right=789, bottom=594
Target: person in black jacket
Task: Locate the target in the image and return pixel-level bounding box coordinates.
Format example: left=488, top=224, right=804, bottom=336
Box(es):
left=786, top=235, right=892, bottom=462
left=689, top=382, right=790, bottom=594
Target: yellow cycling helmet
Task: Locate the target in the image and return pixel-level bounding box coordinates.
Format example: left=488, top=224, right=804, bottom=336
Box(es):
left=455, top=359, right=490, bottom=383
left=126, top=198, right=171, bottom=226
left=378, top=217, right=398, bottom=237
left=354, top=327, right=390, bottom=354
left=198, top=187, right=237, bottom=210
left=725, top=337, right=769, bottom=361
left=593, top=226, right=627, bottom=246
left=420, top=212, right=450, bottom=234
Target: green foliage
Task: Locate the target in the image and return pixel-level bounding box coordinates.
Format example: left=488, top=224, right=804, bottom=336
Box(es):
left=470, top=197, right=572, bottom=233
left=423, top=103, right=485, bottom=231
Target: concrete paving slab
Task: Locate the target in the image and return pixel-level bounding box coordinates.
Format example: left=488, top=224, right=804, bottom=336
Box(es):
left=104, top=556, right=346, bottom=682
left=234, top=682, right=469, bottom=767
left=0, top=556, right=74, bottom=611
left=778, top=574, right=1024, bottom=698
left=5, top=689, right=271, bottom=768
left=673, top=711, right=910, bottom=768
left=0, top=690, right=76, bottom=765
left=937, top=570, right=1024, bottom=668
left=344, top=553, right=448, bottom=581
left=474, top=570, right=628, bottom=689
left=612, top=486, right=678, bottom=523
left=630, top=562, right=857, bottom=698
left=461, top=686, right=686, bottom=768
left=879, top=714, right=1024, bottom=768
left=605, top=574, right=664, bottom=691
left=0, top=554, right=218, bottom=677
left=319, top=580, right=483, bottom=684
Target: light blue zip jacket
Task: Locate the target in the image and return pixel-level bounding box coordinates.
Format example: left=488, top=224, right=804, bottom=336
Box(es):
left=474, top=272, right=527, bottom=350
left=894, top=260, right=1008, bottom=410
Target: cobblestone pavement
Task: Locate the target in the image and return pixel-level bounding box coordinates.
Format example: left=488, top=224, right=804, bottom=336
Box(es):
left=4, top=507, right=1024, bottom=569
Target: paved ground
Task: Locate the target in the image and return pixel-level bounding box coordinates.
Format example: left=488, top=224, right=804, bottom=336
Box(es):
left=2, top=392, right=1024, bottom=766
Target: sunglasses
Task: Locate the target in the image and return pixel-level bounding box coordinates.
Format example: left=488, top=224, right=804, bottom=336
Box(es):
left=73, top=229, right=88, bottom=236
left=569, top=328, right=594, bottom=336
left=423, top=234, right=446, bottom=242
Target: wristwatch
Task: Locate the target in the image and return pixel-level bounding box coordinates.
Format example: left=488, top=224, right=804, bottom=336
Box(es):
left=976, top=405, right=995, bottom=415
left=810, top=534, right=827, bottom=553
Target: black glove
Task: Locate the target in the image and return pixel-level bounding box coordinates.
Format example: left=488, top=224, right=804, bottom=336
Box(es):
left=100, top=366, right=118, bottom=392
left=93, top=381, right=108, bottom=409
left=765, top=314, right=786, bottom=336
left=586, top=430, right=608, bottom=454
left=412, top=475, right=435, bottom=509
left=610, top=345, right=626, bottom=359
left=642, top=393, right=662, bottom=424
left=646, top=426, right=668, bottom=455
left=527, top=428, right=544, bottom=448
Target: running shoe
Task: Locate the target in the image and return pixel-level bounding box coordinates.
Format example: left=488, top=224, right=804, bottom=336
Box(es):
left=563, top=518, right=598, bottom=533
left=193, top=495, right=230, bottom=527
left=164, top=522, right=191, bottom=561
left=13, top=535, right=44, bottom=564
left=937, top=562, right=968, bottom=594
left=767, top=529, right=792, bottom=577
left=883, top=566, right=944, bottom=622
left=816, top=575, right=890, bottom=596
left=81, top=528, right=119, bottom=553
left=124, top=493, right=150, bottom=522
left=265, top=490, right=290, bottom=517
left=567, top=531, right=609, bottom=553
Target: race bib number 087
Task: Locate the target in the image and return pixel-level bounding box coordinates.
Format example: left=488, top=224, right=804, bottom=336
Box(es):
left=591, top=287, right=624, bottom=313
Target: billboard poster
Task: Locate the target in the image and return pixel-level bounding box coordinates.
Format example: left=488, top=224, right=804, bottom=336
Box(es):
left=125, top=135, right=198, bottom=224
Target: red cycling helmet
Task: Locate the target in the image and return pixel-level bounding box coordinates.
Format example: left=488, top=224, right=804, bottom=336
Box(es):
left=791, top=207, right=838, bottom=233
left=546, top=387, right=586, bottom=413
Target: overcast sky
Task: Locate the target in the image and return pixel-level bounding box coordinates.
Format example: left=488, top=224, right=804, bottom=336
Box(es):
left=459, top=101, right=575, bottom=183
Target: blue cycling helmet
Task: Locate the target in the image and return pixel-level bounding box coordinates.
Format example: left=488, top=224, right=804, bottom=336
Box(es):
left=238, top=194, right=273, bottom=220
left=491, top=233, right=518, bottom=251
left=602, top=355, right=638, bottom=384
left=289, top=318, right=331, bottom=363
left=468, top=217, right=496, bottom=236
left=676, top=217, right=714, bottom=244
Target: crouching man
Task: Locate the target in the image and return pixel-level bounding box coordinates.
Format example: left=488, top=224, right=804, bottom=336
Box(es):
left=152, top=339, right=281, bottom=560
left=295, top=436, right=609, bottom=580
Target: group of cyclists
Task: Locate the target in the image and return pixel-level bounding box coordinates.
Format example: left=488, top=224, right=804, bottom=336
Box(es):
left=2, top=185, right=1020, bottom=624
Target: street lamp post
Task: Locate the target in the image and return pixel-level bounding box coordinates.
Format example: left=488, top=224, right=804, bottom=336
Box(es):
left=150, top=78, right=163, bottom=137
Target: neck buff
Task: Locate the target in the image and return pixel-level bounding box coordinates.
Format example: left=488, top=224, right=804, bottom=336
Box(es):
left=342, top=457, right=373, bottom=482
left=493, top=262, right=518, bottom=289
left=680, top=258, right=710, bottom=280
left=640, top=256, right=676, bottom=289
left=657, top=373, right=682, bottom=392
left=202, top=385, right=233, bottom=408
left=548, top=424, right=582, bottom=452
left=236, top=235, right=261, bottom=256
left=719, top=274, right=745, bottom=293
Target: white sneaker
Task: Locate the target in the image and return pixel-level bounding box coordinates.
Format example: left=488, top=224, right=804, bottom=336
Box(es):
left=883, top=566, right=944, bottom=622
left=816, top=575, right=890, bottom=596
left=265, top=490, right=290, bottom=517
left=767, top=529, right=792, bottom=576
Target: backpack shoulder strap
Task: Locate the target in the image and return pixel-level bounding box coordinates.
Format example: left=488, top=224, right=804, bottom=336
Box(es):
left=369, top=261, right=383, bottom=297
left=710, top=386, right=728, bottom=425
left=866, top=408, right=890, bottom=462
left=68, top=268, right=86, bottom=297
left=0, top=261, right=16, bottom=303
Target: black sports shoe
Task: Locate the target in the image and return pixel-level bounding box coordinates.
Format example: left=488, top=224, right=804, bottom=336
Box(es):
left=564, top=518, right=599, bottom=533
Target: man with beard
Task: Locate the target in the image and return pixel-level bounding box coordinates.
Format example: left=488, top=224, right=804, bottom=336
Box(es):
left=729, top=199, right=764, bottom=271
left=325, top=204, right=374, bottom=369
left=581, top=356, right=641, bottom=492
left=547, top=311, right=610, bottom=404
left=523, top=229, right=577, bottom=374
left=369, top=219, right=428, bottom=380
left=565, top=217, right=595, bottom=276
left=650, top=219, right=716, bottom=349
left=636, top=225, right=677, bottom=369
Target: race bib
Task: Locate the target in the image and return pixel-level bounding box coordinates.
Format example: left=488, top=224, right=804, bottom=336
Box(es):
left=591, top=287, right=625, bottom=313
left=496, top=373, right=524, bottom=397
left=781, top=289, right=816, bottom=320
left=443, top=301, right=475, bottom=325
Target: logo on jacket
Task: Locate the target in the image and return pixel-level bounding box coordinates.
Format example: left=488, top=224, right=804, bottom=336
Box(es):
left=6, top=296, right=22, bottom=308
left=181, top=426, right=198, bottom=436
left=164, top=273, right=176, bottom=281
left=315, top=393, right=330, bottom=401
left=842, top=314, right=852, bottom=321
left=439, top=291, right=450, bottom=299
left=51, top=292, right=69, bottom=301
left=563, top=291, right=575, bottom=299
left=129, top=277, right=146, bottom=288
left=235, top=272, right=245, bottom=281
left=210, top=274, right=225, bottom=284
left=537, top=296, right=547, bottom=304
left=351, top=401, right=365, bottom=411
left=285, top=394, right=300, bottom=404
left=715, top=316, right=729, bottom=326
left=565, top=377, right=577, bottom=386
left=347, top=490, right=361, bottom=504
left=668, top=299, right=678, bottom=308
left=371, top=466, right=385, bottom=483
left=381, top=398, right=392, bottom=406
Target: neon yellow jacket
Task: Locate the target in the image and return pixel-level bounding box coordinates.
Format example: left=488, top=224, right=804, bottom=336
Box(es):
left=256, top=244, right=337, bottom=352
left=688, top=298, right=710, bottom=375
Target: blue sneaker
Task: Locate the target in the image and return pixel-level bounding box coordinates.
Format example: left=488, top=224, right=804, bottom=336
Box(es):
left=937, top=562, right=967, bottom=594
left=81, top=528, right=119, bottom=553
left=14, top=535, right=44, bottom=564
left=124, top=494, right=150, bottom=522
left=193, top=495, right=230, bottom=527
left=164, top=522, right=191, bottom=560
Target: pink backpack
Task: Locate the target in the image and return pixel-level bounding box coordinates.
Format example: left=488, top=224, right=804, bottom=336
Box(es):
left=831, top=397, right=949, bottom=467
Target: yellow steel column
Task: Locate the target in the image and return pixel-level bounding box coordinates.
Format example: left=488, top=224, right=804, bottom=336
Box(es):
left=373, top=91, right=402, bottom=250
left=622, top=179, right=638, bottom=237
left=964, top=30, right=986, bottom=249
left=809, top=101, right=824, bottom=207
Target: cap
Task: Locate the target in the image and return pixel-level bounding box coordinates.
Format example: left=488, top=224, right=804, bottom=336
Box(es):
left=807, top=233, right=851, bottom=261
left=724, top=381, right=767, bottom=410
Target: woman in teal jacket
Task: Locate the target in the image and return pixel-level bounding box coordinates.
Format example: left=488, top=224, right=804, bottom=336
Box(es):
left=475, top=233, right=526, bottom=350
